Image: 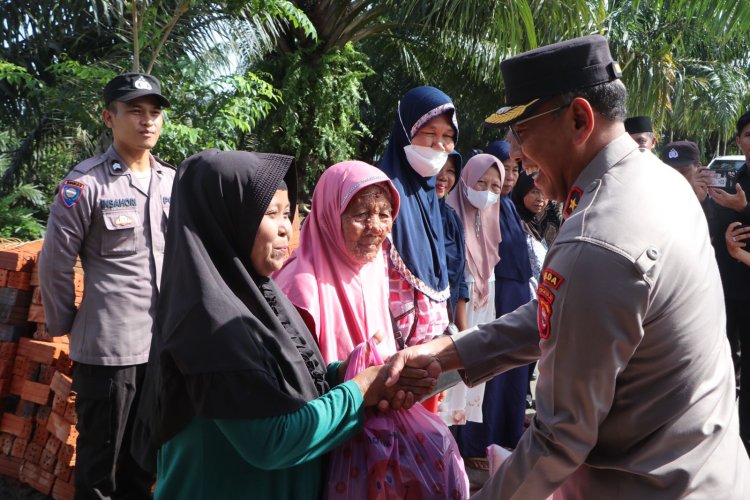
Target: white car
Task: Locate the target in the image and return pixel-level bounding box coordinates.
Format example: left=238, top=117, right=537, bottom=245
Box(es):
left=707, top=155, right=745, bottom=171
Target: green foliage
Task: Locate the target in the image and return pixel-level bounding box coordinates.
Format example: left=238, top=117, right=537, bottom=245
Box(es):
left=157, top=62, right=281, bottom=164
left=0, top=185, right=46, bottom=239
left=258, top=43, right=372, bottom=197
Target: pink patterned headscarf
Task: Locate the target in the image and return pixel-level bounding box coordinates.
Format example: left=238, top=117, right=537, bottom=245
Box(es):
left=447, top=154, right=504, bottom=310
left=275, top=161, right=401, bottom=364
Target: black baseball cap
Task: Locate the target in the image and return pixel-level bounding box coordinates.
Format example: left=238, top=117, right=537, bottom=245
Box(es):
left=103, top=73, right=171, bottom=108
left=660, top=141, right=700, bottom=168
left=485, top=35, right=622, bottom=126
left=624, top=116, right=653, bottom=134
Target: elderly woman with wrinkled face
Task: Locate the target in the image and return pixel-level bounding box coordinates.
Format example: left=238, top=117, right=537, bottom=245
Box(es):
left=276, top=161, right=402, bottom=365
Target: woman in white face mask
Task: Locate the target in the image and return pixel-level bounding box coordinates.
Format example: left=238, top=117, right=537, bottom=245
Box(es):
left=437, top=154, right=504, bottom=427
left=376, top=86, right=459, bottom=366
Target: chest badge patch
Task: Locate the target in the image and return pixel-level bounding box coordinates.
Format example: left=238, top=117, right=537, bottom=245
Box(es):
left=60, top=180, right=85, bottom=208
left=564, top=187, right=583, bottom=218
left=114, top=214, right=133, bottom=226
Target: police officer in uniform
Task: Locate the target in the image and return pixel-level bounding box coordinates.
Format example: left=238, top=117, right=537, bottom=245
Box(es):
left=39, top=73, right=175, bottom=498
left=384, top=35, right=750, bottom=498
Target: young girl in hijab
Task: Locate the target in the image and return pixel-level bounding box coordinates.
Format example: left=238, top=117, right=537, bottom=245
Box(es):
left=141, top=150, right=432, bottom=499
left=275, top=161, right=401, bottom=364
left=438, top=154, right=504, bottom=427
left=378, top=86, right=458, bottom=349
left=436, top=151, right=469, bottom=333
left=512, top=170, right=550, bottom=295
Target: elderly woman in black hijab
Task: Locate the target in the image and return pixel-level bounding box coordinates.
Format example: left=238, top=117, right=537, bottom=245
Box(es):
left=140, top=149, right=431, bottom=499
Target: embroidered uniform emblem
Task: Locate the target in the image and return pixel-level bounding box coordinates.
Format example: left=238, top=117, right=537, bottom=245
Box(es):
left=112, top=162, right=122, bottom=171
left=60, top=180, right=85, bottom=208
left=564, top=187, right=583, bottom=218
left=537, top=270, right=564, bottom=340
left=537, top=287, right=553, bottom=340
left=114, top=215, right=133, bottom=226
left=134, top=76, right=152, bottom=90
left=668, top=148, right=678, bottom=159
left=542, top=268, right=564, bottom=290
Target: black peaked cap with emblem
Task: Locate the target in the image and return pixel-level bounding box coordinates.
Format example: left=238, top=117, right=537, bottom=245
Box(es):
left=485, top=34, right=622, bottom=127
left=624, top=116, right=653, bottom=134
left=660, top=140, right=701, bottom=168
left=103, top=73, right=171, bottom=108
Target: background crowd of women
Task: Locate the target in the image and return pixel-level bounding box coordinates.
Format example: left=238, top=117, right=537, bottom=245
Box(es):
left=134, top=84, right=564, bottom=498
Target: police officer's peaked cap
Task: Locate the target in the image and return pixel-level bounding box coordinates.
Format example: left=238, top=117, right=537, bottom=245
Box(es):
left=624, top=116, right=653, bottom=134
left=660, top=140, right=701, bottom=168
left=103, top=73, right=171, bottom=108
left=485, top=35, right=622, bottom=127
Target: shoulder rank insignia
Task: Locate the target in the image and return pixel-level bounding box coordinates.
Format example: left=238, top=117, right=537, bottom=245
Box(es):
left=564, top=187, right=583, bottom=218
left=60, top=180, right=85, bottom=208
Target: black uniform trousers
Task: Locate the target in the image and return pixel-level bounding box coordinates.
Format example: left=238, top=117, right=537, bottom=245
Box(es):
left=72, top=363, right=153, bottom=499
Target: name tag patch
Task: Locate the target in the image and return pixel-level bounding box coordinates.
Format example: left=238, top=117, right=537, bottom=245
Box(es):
left=60, top=180, right=85, bottom=208
left=100, top=198, right=137, bottom=209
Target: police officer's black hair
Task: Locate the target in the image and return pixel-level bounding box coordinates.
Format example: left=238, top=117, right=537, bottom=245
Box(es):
left=106, top=101, right=119, bottom=114
left=736, top=111, right=750, bottom=136
left=559, top=80, right=627, bottom=122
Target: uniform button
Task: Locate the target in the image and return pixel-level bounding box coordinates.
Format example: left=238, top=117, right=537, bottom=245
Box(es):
left=646, top=247, right=659, bottom=260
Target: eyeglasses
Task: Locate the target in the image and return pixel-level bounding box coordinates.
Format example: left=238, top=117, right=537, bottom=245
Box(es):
left=510, top=103, right=570, bottom=145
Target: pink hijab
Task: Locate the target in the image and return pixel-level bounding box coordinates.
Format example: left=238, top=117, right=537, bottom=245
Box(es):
left=275, top=161, right=401, bottom=364
left=447, top=153, right=504, bottom=310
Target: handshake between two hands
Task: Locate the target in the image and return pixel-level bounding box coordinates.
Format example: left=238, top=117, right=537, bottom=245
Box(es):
left=345, top=339, right=447, bottom=411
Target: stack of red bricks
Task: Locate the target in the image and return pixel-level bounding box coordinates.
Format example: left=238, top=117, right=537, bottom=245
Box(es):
left=0, top=241, right=78, bottom=499
left=0, top=240, right=42, bottom=343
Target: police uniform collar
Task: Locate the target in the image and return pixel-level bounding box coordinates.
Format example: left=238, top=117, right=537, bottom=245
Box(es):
left=563, top=133, right=639, bottom=218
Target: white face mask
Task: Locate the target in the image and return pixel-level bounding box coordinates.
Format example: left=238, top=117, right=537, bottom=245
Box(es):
left=403, top=144, right=449, bottom=177
left=465, top=185, right=500, bottom=209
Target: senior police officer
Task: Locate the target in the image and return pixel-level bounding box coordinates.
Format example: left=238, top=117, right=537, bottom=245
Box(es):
left=384, top=35, right=750, bottom=498
left=39, top=73, right=175, bottom=498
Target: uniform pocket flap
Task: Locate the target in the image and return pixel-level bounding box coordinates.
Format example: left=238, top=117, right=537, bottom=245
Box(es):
left=102, top=210, right=139, bottom=230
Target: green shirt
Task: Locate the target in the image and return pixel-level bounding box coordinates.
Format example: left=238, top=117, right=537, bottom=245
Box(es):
left=155, top=373, right=364, bottom=500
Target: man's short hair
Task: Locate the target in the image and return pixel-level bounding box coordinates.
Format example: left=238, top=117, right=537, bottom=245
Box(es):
left=736, top=111, right=750, bottom=136
left=560, top=80, right=627, bottom=122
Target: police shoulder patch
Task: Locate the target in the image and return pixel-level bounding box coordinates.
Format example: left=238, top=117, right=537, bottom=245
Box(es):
left=541, top=268, right=564, bottom=290
left=60, top=180, right=85, bottom=208
left=537, top=285, right=554, bottom=340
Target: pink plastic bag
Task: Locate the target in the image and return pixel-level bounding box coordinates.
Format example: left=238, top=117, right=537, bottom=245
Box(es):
left=325, top=339, right=469, bottom=499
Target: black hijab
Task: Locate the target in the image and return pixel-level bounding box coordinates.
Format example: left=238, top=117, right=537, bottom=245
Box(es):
left=511, top=170, right=544, bottom=241
left=134, top=149, right=329, bottom=465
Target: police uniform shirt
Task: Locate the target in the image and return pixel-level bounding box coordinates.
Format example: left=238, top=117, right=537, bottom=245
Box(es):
left=452, top=133, right=750, bottom=498
left=39, top=146, right=175, bottom=365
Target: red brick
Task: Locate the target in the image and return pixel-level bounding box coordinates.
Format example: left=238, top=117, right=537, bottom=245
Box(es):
left=27, top=303, right=45, bottom=323
left=7, top=270, right=32, bottom=290
left=1, top=412, right=33, bottom=438
left=0, top=454, right=21, bottom=479
left=50, top=370, right=73, bottom=398
left=52, top=474, right=75, bottom=500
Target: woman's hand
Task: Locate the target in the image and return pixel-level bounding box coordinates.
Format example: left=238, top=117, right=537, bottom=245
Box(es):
left=725, top=222, right=750, bottom=262
left=351, top=364, right=438, bottom=408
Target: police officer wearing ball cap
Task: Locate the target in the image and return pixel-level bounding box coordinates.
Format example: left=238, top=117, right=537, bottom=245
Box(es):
left=384, top=35, right=750, bottom=498
left=624, top=115, right=657, bottom=151
left=39, top=72, right=175, bottom=498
